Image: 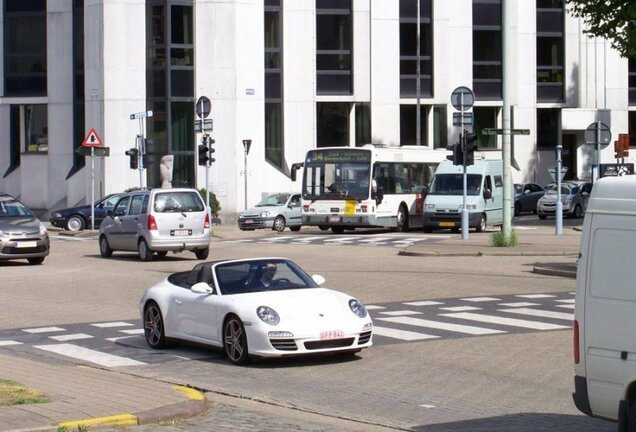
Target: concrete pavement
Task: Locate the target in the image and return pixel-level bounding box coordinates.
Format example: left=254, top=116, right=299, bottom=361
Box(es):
left=1, top=222, right=580, bottom=432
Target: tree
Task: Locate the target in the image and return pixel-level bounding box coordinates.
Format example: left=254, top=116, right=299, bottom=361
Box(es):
left=566, top=0, right=636, bottom=58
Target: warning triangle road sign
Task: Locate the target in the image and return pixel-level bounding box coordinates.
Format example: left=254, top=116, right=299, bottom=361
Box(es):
left=82, top=128, right=104, bottom=147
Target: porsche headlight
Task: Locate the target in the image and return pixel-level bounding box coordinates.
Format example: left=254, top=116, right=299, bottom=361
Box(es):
left=257, top=306, right=280, bottom=325
left=349, top=299, right=368, bottom=318
left=260, top=211, right=271, bottom=218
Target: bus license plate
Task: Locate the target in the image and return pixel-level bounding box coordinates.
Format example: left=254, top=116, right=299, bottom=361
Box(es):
left=329, top=216, right=340, bottom=223
left=439, top=222, right=455, bottom=227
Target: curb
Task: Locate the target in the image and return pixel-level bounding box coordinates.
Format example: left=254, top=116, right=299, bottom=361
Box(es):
left=532, top=264, right=577, bottom=279
left=56, top=385, right=207, bottom=430
left=398, top=250, right=579, bottom=257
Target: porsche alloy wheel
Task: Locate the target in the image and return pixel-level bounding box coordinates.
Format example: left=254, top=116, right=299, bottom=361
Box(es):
left=224, top=315, right=250, bottom=365
left=144, top=302, right=166, bottom=349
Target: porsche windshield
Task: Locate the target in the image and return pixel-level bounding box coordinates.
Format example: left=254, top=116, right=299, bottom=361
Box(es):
left=429, top=174, right=483, bottom=196
left=302, top=149, right=372, bottom=201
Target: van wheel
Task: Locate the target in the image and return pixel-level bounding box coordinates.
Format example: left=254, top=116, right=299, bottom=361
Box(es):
left=331, top=226, right=345, bottom=234
left=138, top=239, right=153, bottom=262
left=289, top=226, right=301, bottom=232
left=273, top=216, right=286, bottom=232
left=195, top=248, right=209, bottom=260
left=514, top=202, right=521, bottom=217
left=318, top=225, right=329, bottom=231
left=395, top=205, right=409, bottom=232
left=476, top=214, right=486, bottom=233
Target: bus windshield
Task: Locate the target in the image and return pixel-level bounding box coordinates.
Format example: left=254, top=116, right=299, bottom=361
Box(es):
left=302, top=149, right=372, bottom=201
left=429, top=174, right=483, bottom=196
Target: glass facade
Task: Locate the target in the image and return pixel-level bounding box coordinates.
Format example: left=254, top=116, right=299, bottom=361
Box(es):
left=473, top=0, right=502, bottom=100
left=265, top=0, right=284, bottom=168
left=355, top=103, right=371, bottom=147
left=317, top=103, right=349, bottom=147
left=399, top=0, right=433, bottom=98
left=536, top=108, right=560, bottom=149
left=72, top=0, right=86, bottom=173
left=316, top=0, right=352, bottom=95
left=536, top=0, right=564, bottom=102
left=400, top=105, right=428, bottom=146
left=629, top=58, right=636, bottom=106
left=473, top=107, right=498, bottom=148
left=146, top=1, right=195, bottom=188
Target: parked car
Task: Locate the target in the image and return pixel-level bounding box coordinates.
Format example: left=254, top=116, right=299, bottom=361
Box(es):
left=537, top=181, right=592, bottom=219
left=238, top=193, right=302, bottom=232
left=0, top=193, right=50, bottom=264
left=513, top=183, right=545, bottom=216
left=140, top=257, right=373, bottom=365
left=99, top=188, right=210, bottom=261
left=50, top=193, right=124, bottom=231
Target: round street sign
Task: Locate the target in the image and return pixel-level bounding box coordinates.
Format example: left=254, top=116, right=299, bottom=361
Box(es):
left=584, top=121, right=611, bottom=145
left=195, top=96, right=212, bottom=119
left=450, top=86, right=475, bottom=112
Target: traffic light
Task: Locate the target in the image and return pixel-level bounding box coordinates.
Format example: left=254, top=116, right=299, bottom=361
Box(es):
left=125, top=148, right=139, bottom=169
left=208, top=137, right=216, bottom=163
left=464, top=132, right=477, bottom=166
left=446, top=142, right=463, bottom=166
left=619, top=133, right=630, bottom=158
left=615, top=140, right=623, bottom=159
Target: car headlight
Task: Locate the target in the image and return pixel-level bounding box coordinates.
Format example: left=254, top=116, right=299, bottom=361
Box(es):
left=260, top=211, right=271, bottom=218
left=459, top=204, right=477, bottom=210
left=426, top=204, right=435, bottom=211
left=39, top=223, right=48, bottom=236
left=257, top=306, right=280, bottom=325
left=238, top=212, right=244, bottom=218
left=349, top=299, right=368, bottom=318
left=52, top=212, right=62, bottom=218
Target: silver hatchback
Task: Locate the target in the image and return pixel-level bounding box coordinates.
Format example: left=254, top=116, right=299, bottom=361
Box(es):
left=0, top=193, right=50, bottom=264
left=99, top=188, right=210, bottom=261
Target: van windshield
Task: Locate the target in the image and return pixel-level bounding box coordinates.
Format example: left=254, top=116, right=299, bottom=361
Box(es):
left=429, top=174, right=482, bottom=196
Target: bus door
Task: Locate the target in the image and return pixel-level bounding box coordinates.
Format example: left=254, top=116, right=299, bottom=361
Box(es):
left=373, top=163, right=397, bottom=222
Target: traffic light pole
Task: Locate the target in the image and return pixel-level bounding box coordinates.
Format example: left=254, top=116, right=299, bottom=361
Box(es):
left=555, top=145, right=563, bottom=235
left=461, top=131, right=469, bottom=240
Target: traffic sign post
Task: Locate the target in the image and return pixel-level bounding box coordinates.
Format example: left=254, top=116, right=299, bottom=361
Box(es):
left=555, top=145, right=563, bottom=236
left=80, top=128, right=107, bottom=230
left=585, top=121, right=611, bottom=182
left=195, top=97, right=214, bottom=215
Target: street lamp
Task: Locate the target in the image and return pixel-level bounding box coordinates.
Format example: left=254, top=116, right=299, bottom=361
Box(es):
left=242, top=139, right=252, bottom=210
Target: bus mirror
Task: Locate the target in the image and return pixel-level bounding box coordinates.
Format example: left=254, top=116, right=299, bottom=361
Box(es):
left=290, top=162, right=303, bottom=181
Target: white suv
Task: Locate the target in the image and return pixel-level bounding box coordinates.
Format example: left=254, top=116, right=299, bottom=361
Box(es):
left=99, top=188, right=210, bottom=261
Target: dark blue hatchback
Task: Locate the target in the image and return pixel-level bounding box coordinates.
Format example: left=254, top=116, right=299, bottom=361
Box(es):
left=50, top=193, right=123, bottom=231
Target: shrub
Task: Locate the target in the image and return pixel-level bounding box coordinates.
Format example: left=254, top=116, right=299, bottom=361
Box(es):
left=491, top=228, right=518, bottom=247
left=198, top=188, right=221, bottom=216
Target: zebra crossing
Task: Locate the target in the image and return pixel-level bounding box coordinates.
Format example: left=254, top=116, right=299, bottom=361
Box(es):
left=221, top=232, right=451, bottom=247
left=0, top=291, right=575, bottom=367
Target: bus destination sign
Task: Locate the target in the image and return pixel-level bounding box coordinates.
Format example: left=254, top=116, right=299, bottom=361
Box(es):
left=306, top=149, right=371, bottom=164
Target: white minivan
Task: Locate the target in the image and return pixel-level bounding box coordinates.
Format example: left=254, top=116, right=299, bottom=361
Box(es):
left=573, top=175, right=636, bottom=429
left=423, top=159, right=509, bottom=233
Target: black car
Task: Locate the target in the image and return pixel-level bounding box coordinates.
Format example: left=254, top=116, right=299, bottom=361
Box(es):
left=50, top=193, right=123, bottom=231
left=514, top=183, right=546, bottom=216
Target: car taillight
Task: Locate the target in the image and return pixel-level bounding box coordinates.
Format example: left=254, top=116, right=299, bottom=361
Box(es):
left=573, top=319, right=580, bottom=364
left=204, top=212, right=210, bottom=229
left=148, top=214, right=158, bottom=230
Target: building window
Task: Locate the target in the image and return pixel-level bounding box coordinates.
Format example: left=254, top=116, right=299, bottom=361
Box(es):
left=473, top=107, right=498, bottom=149
left=3, top=0, right=47, bottom=96
left=317, top=102, right=349, bottom=147
left=432, top=106, right=447, bottom=149
left=629, top=58, right=636, bottom=106
left=265, top=0, right=284, bottom=168
left=4, top=106, right=21, bottom=176
left=473, top=0, right=502, bottom=100
left=72, top=0, right=86, bottom=174
left=355, top=103, right=371, bottom=146
left=537, top=108, right=560, bottom=149
left=400, top=105, right=428, bottom=146
left=399, top=0, right=433, bottom=98
left=146, top=1, right=194, bottom=188
left=536, top=0, right=564, bottom=102
left=316, top=0, right=352, bottom=95
left=629, top=111, right=636, bottom=147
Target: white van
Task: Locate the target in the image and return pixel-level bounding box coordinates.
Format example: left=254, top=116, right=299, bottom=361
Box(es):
left=573, top=175, right=636, bottom=428
left=423, top=159, right=508, bottom=233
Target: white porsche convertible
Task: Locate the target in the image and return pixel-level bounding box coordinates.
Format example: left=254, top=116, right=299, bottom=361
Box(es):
left=140, top=257, right=373, bottom=365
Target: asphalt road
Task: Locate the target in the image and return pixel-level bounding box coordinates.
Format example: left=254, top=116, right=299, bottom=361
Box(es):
left=0, top=220, right=614, bottom=431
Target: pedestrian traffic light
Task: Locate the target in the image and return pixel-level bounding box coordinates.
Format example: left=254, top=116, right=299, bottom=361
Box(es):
left=464, top=132, right=477, bottom=166
left=125, top=148, right=139, bottom=169
left=208, top=138, right=216, bottom=163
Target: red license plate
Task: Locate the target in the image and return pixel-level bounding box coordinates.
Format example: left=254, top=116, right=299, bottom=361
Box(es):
left=320, top=330, right=344, bottom=340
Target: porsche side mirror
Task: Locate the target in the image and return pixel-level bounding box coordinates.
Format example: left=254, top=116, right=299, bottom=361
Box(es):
left=312, top=275, right=326, bottom=286
left=191, top=282, right=214, bottom=294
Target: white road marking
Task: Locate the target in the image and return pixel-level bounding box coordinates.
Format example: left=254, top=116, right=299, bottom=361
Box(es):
left=439, top=306, right=481, bottom=312
left=0, top=341, right=22, bottom=346
left=497, top=302, right=540, bottom=308
left=379, top=310, right=422, bottom=316
left=262, top=236, right=294, bottom=242
left=365, top=305, right=386, bottom=310
left=293, top=236, right=326, bottom=242
left=403, top=301, right=444, bottom=306
left=460, top=297, right=501, bottom=302
left=35, top=343, right=146, bottom=367
left=499, top=308, right=574, bottom=321
left=324, top=236, right=357, bottom=243
left=378, top=316, right=505, bottom=335
left=91, top=322, right=135, bottom=328
left=419, top=404, right=436, bottom=409
left=49, top=333, right=94, bottom=342
left=372, top=326, right=439, bottom=341
left=515, top=294, right=557, bottom=299
left=358, top=237, right=392, bottom=243
left=441, top=312, right=569, bottom=330
left=557, top=304, right=575, bottom=310
left=23, top=326, right=66, bottom=334
left=555, top=299, right=575, bottom=304
left=119, top=329, right=145, bottom=335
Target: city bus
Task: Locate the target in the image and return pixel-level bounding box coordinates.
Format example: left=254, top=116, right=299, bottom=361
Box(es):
left=291, top=145, right=448, bottom=233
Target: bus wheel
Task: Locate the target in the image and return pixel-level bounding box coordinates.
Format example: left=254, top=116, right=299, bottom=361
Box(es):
left=331, top=226, right=345, bottom=234
left=396, top=205, right=409, bottom=232
left=318, top=225, right=329, bottom=231
left=476, top=214, right=487, bottom=233
left=423, top=226, right=433, bottom=233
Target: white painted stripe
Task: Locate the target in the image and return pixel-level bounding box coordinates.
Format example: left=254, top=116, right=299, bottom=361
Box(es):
left=379, top=310, right=422, bottom=316
left=554, top=299, right=575, bottom=304
left=35, top=344, right=146, bottom=367
left=419, top=404, right=436, bottom=409
left=403, top=301, right=444, bottom=306
left=391, top=239, right=421, bottom=243
left=262, top=236, right=294, bottom=242
left=119, top=329, right=145, bottom=335
left=0, top=341, right=22, bottom=346
left=324, top=237, right=357, bottom=243
left=105, top=336, right=136, bottom=342
left=557, top=304, right=575, bottom=310
left=358, top=237, right=392, bottom=243
left=91, top=322, right=134, bottom=328
left=515, top=294, right=557, bottom=299
left=378, top=316, right=505, bottom=335
left=293, top=236, right=324, bottom=242
left=499, top=308, right=574, bottom=321
left=23, top=326, right=66, bottom=334
left=441, top=312, right=569, bottom=330
left=372, top=326, right=439, bottom=341
left=439, top=306, right=481, bottom=312
left=460, top=297, right=501, bottom=302
left=49, top=333, right=94, bottom=342
left=497, top=302, right=540, bottom=308
left=365, top=305, right=385, bottom=310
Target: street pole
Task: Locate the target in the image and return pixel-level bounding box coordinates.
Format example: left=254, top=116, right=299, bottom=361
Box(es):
left=90, top=147, right=95, bottom=230
left=461, top=131, right=469, bottom=240
left=501, top=0, right=512, bottom=241
left=556, top=144, right=563, bottom=235
left=244, top=145, right=248, bottom=210
left=595, top=120, right=601, bottom=182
